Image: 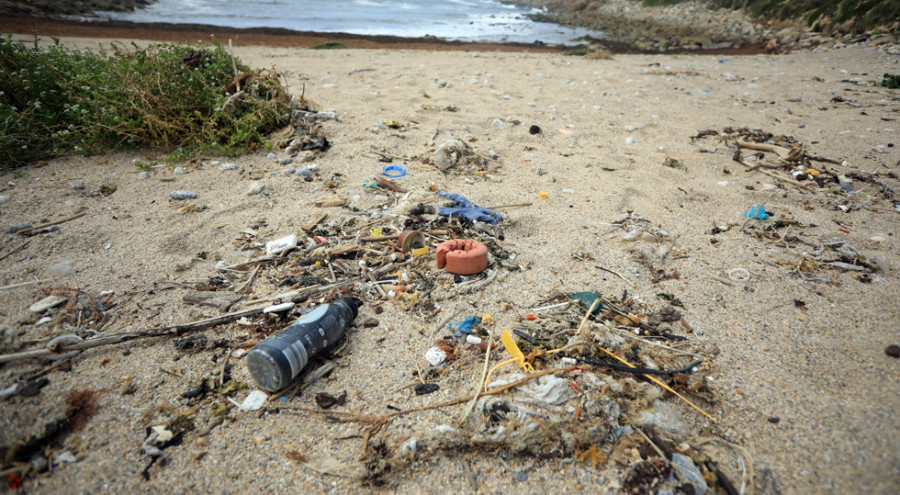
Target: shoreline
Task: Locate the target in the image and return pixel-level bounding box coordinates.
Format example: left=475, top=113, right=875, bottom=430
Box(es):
left=0, top=14, right=775, bottom=55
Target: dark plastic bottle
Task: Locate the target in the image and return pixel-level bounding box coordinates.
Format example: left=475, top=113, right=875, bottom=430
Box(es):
left=247, top=297, right=360, bottom=392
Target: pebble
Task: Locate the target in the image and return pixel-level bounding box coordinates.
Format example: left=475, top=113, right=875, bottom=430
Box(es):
left=870, top=236, right=886, bottom=243
left=296, top=167, right=315, bottom=180
left=137, top=172, right=150, bottom=180
left=624, top=125, right=635, bottom=132
left=5, top=223, right=32, bottom=234
left=266, top=152, right=277, bottom=160
left=246, top=183, right=266, bottom=196
left=68, top=181, right=85, bottom=190
left=0, top=194, right=9, bottom=206
left=279, top=157, right=293, bottom=166
left=886, top=345, right=900, bottom=358
left=491, top=119, right=507, bottom=130
left=29, top=295, right=68, bottom=313
left=219, top=162, right=237, bottom=170
left=49, top=261, right=75, bottom=277
left=35, top=316, right=53, bottom=326
left=625, top=137, right=635, bottom=144
left=169, top=190, right=197, bottom=200
left=215, top=260, right=230, bottom=270
left=173, top=167, right=185, bottom=175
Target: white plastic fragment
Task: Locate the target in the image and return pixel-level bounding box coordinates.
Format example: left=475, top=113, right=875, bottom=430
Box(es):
left=465, top=335, right=483, bottom=345
left=266, top=234, right=298, bottom=255
left=521, top=374, right=576, bottom=405
left=672, top=453, right=708, bottom=495
left=263, top=302, right=295, bottom=313
left=425, top=347, right=447, bottom=366
left=29, top=295, right=68, bottom=313
left=229, top=390, right=269, bottom=412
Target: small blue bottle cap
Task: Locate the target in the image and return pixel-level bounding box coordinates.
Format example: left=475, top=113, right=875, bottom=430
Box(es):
left=383, top=165, right=406, bottom=178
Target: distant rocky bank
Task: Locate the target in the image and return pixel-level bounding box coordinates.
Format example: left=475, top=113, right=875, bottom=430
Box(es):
left=513, top=0, right=898, bottom=53
left=0, top=0, right=154, bottom=17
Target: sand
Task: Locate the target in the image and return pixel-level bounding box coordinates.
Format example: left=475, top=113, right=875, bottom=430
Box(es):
left=1, top=28, right=899, bottom=495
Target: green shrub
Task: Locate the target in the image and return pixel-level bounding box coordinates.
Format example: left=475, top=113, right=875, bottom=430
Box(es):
left=310, top=41, right=349, bottom=50
left=0, top=33, right=291, bottom=168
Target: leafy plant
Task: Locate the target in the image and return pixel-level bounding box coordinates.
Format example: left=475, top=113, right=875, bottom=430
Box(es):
left=0, top=33, right=292, bottom=168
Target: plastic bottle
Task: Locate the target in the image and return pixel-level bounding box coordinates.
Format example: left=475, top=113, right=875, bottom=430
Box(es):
left=247, top=297, right=361, bottom=392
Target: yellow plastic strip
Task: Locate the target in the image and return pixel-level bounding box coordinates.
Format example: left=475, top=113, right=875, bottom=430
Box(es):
left=596, top=345, right=717, bottom=423
left=501, top=329, right=534, bottom=373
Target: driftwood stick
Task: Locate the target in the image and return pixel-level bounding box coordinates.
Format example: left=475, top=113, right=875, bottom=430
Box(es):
left=17, top=211, right=88, bottom=236
left=0, top=266, right=405, bottom=364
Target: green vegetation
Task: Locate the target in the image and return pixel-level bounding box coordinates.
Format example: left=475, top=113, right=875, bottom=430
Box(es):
left=310, top=41, right=349, bottom=50
left=882, top=73, right=900, bottom=88
left=0, top=33, right=291, bottom=168
left=707, top=0, right=899, bottom=34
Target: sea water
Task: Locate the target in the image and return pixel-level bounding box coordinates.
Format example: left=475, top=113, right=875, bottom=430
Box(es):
left=94, top=0, right=602, bottom=44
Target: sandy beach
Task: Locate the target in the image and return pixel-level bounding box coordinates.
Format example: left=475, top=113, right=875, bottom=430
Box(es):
left=1, top=22, right=899, bottom=495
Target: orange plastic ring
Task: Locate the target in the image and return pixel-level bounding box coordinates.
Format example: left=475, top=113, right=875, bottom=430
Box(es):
left=436, top=239, right=489, bottom=275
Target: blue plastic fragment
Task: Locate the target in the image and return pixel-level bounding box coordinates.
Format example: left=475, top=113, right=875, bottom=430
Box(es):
left=744, top=205, right=770, bottom=220
left=448, top=316, right=480, bottom=337
left=436, top=191, right=503, bottom=225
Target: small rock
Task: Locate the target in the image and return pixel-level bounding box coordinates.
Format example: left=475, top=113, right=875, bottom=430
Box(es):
left=68, top=181, right=85, bottom=190
left=137, top=171, right=150, bottom=180
left=220, top=162, right=237, bottom=170
left=247, top=183, right=265, bottom=196
left=513, top=471, right=528, bottom=482
left=29, top=295, right=68, bottom=313
left=266, top=152, right=277, bottom=160
left=254, top=435, right=268, bottom=445
left=169, top=190, right=197, bottom=200
left=624, top=125, right=635, bottom=132
left=466, top=335, right=482, bottom=345
left=0, top=194, right=9, bottom=205
left=173, top=167, right=185, bottom=175
left=625, top=137, right=635, bottom=144
left=49, top=260, right=75, bottom=277
left=363, top=318, right=379, bottom=328
left=279, top=157, right=293, bottom=166
left=886, top=345, right=900, bottom=358
left=529, top=125, right=541, bottom=135
left=5, top=223, right=32, bottom=234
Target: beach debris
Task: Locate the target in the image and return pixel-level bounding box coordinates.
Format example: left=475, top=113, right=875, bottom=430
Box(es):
left=315, top=391, right=347, bottom=409
left=436, top=240, right=489, bottom=275
left=436, top=191, right=502, bottom=225
left=431, top=138, right=489, bottom=172
left=265, top=234, right=298, bottom=255
left=29, top=295, right=68, bottom=313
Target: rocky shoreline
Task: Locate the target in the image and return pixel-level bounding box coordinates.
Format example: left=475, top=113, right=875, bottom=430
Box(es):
left=513, top=0, right=899, bottom=54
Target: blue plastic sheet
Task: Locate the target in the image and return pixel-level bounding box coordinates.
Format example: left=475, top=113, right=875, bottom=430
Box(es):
left=448, top=316, right=481, bottom=337
left=744, top=205, right=770, bottom=221
left=436, top=191, right=503, bottom=225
